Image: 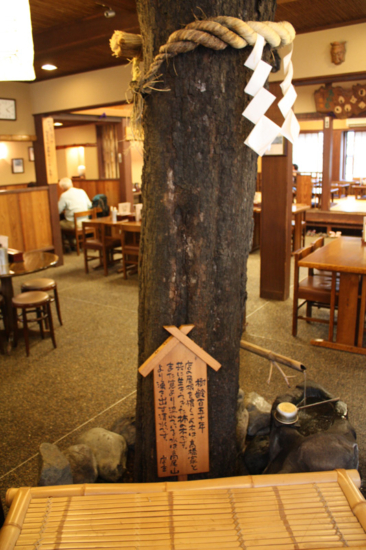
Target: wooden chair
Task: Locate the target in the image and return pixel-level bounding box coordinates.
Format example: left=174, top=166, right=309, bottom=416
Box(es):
left=292, top=244, right=335, bottom=337
left=61, top=208, right=97, bottom=255
left=82, top=222, right=121, bottom=277
left=12, top=291, right=57, bottom=356
left=296, top=174, right=313, bottom=207
left=73, top=209, right=98, bottom=255
left=121, top=223, right=141, bottom=279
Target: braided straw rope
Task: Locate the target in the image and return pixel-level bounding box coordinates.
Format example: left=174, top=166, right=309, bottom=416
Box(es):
left=110, top=17, right=295, bottom=96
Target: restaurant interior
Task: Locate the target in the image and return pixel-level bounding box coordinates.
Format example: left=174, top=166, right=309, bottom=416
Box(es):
left=1, top=0, right=366, bottom=546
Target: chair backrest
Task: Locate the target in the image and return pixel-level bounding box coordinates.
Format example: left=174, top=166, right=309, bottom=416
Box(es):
left=82, top=218, right=103, bottom=245
left=293, top=244, right=313, bottom=290
left=296, top=175, right=312, bottom=206
left=309, top=236, right=324, bottom=275
left=311, top=236, right=324, bottom=251
left=74, top=208, right=96, bottom=227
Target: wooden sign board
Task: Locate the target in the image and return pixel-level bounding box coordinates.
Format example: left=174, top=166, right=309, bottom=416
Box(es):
left=42, top=117, right=59, bottom=184
left=139, top=325, right=221, bottom=478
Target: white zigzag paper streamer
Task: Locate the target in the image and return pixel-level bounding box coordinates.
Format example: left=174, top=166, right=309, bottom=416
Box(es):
left=242, top=37, right=300, bottom=156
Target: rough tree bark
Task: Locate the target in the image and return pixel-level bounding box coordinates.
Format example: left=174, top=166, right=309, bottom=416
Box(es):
left=135, top=0, right=276, bottom=482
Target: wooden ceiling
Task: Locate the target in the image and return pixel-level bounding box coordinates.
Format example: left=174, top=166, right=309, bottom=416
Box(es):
left=29, top=0, right=366, bottom=82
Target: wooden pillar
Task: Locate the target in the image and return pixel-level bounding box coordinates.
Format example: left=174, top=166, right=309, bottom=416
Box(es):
left=117, top=119, right=134, bottom=205
left=34, top=115, right=48, bottom=185
left=332, top=129, right=342, bottom=183
left=260, top=83, right=293, bottom=301
left=322, top=116, right=333, bottom=211
left=34, top=114, right=63, bottom=265
left=260, top=146, right=293, bottom=300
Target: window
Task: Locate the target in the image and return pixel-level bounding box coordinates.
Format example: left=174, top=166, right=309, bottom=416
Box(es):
left=293, top=132, right=324, bottom=174
left=344, top=131, right=366, bottom=181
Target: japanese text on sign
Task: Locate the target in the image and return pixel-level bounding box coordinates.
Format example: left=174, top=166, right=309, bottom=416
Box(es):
left=154, top=349, right=209, bottom=477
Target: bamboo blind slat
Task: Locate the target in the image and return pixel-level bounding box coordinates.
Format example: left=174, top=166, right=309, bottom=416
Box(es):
left=5, top=470, right=360, bottom=507
left=2, top=470, right=366, bottom=550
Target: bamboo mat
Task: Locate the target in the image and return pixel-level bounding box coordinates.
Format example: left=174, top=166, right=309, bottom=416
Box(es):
left=1, top=470, right=366, bottom=550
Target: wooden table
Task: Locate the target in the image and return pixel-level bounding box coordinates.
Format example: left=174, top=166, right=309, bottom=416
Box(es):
left=82, top=217, right=141, bottom=273
left=251, top=203, right=310, bottom=253
left=299, top=236, right=366, bottom=354
left=352, top=184, right=366, bottom=199
left=312, top=187, right=339, bottom=208
left=83, top=216, right=140, bottom=240
left=332, top=182, right=350, bottom=197
left=0, top=251, right=58, bottom=352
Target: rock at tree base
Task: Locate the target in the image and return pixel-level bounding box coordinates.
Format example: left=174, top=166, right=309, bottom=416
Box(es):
left=65, top=444, right=98, bottom=484
left=243, top=435, right=270, bottom=475
left=38, top=443, right=73, bottom=486
left=245, top=392, right=271, bottom=413
left=110, top=416, right=136, bottom=448
left=78, top=428, right=127, bottom=482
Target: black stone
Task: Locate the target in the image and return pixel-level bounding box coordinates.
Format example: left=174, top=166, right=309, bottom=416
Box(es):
left=243, top=435, right=270, bottom=475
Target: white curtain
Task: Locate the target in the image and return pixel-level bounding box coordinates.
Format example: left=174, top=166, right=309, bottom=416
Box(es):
left=293, top=132, right=324, bottom=173
left=345, top=131, right=366, bottom=180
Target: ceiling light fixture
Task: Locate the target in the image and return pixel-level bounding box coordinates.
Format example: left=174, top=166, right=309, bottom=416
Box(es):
left=42, top=64, right=57, bottom=71
left=0, top=0, right=35, bottom=81
left=104, top=9, right=116, bottom=18
left=54, top=122, right=63, bottom=127
left=96, top=2, right=116, bottom=18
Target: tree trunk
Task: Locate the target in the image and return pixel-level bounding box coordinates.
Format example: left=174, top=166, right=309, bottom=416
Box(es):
left=135, top=0, right=276, bottom=482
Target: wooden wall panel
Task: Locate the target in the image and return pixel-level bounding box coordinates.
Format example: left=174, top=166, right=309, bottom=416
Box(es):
left=71, top=178, right=120, bottom=207
left=0, top=194, right=24, bottom=250
left=0, top=184, right=28, bottom=191
left=18, top=190, right=53, bottom=251
left=101, top=181, right=120, bottom=206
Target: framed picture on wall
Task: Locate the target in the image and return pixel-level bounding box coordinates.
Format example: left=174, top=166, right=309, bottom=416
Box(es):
left=11, top=158, right=24, bottom=174
left=264, top=136, right=286, bottom=156
left=28, top=146, right=34, bottom=161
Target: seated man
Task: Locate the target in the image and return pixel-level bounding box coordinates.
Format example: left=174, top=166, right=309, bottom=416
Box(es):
left=58, top=177, right=92, bottom=230
left=58, top=178, right=92, bottom=250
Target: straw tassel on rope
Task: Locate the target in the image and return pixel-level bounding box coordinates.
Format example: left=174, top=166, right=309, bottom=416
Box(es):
left=110, top=17, right=295, bottom=96
left=110, top=17, right=298, bottom=154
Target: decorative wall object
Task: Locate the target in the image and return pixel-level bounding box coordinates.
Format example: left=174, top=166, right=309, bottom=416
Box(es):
left=28, top=146, right=34, bottom=161
left=330, top=41, right=346, bottom=65
left=11, top=158, right=24, bottom=173
left=314, top=84, right=366, bottom=119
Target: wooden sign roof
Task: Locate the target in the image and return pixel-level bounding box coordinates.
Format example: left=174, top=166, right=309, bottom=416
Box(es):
left=139, top=325, right=221, bottom=478
left=139, top=325, right=221, bottom=377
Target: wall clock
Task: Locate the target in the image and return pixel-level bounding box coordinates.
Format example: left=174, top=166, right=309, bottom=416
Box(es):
left=0, top=98, right=16, bottom=120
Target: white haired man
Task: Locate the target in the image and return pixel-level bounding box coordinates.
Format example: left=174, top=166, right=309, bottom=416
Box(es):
left=58, top=178, right=92, bottom=250
left=58, top=177, right=92, bottom=230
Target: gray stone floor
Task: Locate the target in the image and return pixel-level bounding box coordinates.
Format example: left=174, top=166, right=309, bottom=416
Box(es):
left=1, top=236, right=366, bottom=515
